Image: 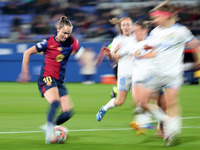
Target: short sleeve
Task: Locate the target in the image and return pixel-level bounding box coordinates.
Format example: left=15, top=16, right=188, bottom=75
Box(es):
left=110, top=38, right=117, bottom=53
left=118, top=40, right=132, bottom=56
left=69, top=35, right=80, bottom=52
left=36, top=39, right=48, bottom=52
left=180, top=26, right=195, bottom=43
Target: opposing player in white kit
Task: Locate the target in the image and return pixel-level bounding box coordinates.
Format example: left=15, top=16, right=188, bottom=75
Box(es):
left=131, top=0, right=200, bottom=146
left=115, top=20, right=167, bottom=135
left=96, top=17, right=136, bottom=121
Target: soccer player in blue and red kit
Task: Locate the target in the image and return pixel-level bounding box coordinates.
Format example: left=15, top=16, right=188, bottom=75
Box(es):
left=18, top=16, right=84, bottom=144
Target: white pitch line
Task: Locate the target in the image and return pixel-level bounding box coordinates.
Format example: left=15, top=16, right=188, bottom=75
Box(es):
left=0, top=126, right=200, bottom=134
left=182, top=126, right=200, bottom=129
left=0, top=131, right=42, bottom=134
left=145, top=116, right=200, bottom=124
left=69, top=126, right=200, bottom=132
left=181, top=117, right=200, bottom=119
left=0, top=117, right=199, bottom=134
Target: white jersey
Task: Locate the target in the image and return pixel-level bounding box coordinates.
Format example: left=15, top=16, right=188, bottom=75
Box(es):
left=120, top=38, right=155, bottom=83
left=111, top=35, right=136, bottom=77
left=149, top=23, right=194, bottom=77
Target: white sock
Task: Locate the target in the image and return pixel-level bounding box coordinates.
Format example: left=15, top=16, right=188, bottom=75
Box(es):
left=144, top=111, right=152, bottom=117
left=147, top=104, right=170, bottom=122
left=176, top=116, right=182, bottom=134
left=134, top=105, right=143, bottom=114
left=164, top=116, right=182, bottom=139
left=104, top=98, right=116, bottom=111
left=170, top=116, right=182, bottom=134
left=46, top=121, right=54, bottom=140
left=134, top=113, right=152, bottom=125
left=134, top=104, right=152, bottom=125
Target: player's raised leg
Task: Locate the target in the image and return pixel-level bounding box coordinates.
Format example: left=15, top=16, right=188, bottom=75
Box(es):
left=54, top=95, right=74, bottom=125
left=44, top=87, right=60, bottom=144
left=96, top=90, right=128, bottom=121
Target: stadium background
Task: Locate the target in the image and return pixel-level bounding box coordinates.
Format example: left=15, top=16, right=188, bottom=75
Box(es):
left=0, top=0, right=199, bottom=83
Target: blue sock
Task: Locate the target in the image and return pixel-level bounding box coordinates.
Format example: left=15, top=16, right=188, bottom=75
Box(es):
left=47, top=101, right=60, bottom=123
left=54, top=110, right=74, bottom=125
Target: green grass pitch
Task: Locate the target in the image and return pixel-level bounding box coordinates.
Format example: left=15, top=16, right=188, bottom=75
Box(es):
left=0, top=82, right=200, bottom=150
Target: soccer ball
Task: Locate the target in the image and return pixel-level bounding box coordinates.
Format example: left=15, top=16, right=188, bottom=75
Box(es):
left=54, top=126, right=69, bottom=144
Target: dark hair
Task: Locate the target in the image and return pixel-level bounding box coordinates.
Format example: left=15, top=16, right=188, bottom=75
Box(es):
left=134, top=20, right=151, bottom=29
left=55, top=15, right=73, bottom=29
left=109, top=17, right=133, bottom=35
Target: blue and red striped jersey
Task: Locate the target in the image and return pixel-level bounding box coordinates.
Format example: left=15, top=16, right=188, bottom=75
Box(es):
left=36, top=35, right=80, bottom=82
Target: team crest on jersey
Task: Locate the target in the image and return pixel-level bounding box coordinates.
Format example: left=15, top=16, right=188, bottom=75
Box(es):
left=57, top=47, right=62, bottom=51
left=56, top=54, right=65, bottom=62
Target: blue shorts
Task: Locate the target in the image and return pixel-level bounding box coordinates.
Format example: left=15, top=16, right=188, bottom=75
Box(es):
left=37, top=76, right=68, bottom=97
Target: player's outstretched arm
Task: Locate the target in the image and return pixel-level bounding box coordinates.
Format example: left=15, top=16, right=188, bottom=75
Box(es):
left=95, top=46, right=107, bottom=67
left=186, top=38, right=200, bottom=52
left=17, top=46, right=38, bottom=83
left=137, top=50, right=156, bottom=58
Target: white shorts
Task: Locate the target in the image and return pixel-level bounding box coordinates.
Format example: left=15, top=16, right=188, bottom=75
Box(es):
left=133, top=74, right=183, bottom=92
left=117, top=75, right=132, bottom=92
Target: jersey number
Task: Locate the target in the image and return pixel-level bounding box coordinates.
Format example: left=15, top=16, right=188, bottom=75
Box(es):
left=120, top=77, right=125, bottom=86
left=43, top=77, right=52, bottom=83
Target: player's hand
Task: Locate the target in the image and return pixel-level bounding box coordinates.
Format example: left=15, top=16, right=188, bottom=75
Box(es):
left=96, top=45, right=111, bottom=67
left=102, top=47, right=111, bottom=56
left=17, top=72, right=31, bottom=83
left=194, top=62, right=200, bottom=69
left=144, top=45, right=153, bottom=50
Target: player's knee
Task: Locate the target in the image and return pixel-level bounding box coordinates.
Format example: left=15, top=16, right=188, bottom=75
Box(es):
left=115, top=98, right=125, bottom=106
left=140, top=102, right=150, bottom=111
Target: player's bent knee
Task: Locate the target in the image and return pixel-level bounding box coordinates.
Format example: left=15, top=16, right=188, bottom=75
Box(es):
left=115, top=98, right=125, bottom=106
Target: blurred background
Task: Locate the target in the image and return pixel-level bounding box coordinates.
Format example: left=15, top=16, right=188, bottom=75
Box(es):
left=0, top=0, right=200, bottom=83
